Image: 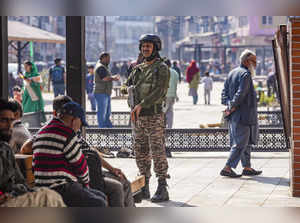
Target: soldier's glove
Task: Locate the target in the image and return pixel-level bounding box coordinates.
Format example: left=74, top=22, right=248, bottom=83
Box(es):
left=120, top=85, right=128, bottom=95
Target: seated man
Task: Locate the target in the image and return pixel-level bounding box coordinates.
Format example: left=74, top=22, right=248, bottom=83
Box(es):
left=0, top=99, right=65, bottom=207
left=9, top=99, right=31, bottom=153
left=32, top=101, right=107, bottom=207
left=79, top=133, right=135, bottom=207
left=22, top=95, right=134, bottom=207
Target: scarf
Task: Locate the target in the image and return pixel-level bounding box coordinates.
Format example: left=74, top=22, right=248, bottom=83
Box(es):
left=186, top=60, right=199, bottom=83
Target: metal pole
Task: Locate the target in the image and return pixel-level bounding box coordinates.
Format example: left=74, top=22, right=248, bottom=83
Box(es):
left=17, top=41, right=22, bottom=74
left=104, top=16, right=107, bottom=52
left=0, top=16, right=8, bottom=99
left=263, top=46, right=266, bottom=74
left=66, top=16, right=86, bottom=108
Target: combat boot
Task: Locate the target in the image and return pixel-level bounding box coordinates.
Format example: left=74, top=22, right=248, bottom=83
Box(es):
left=150, top=178, right=169, bottom=203
left=141, top=177, right=150, bottom=199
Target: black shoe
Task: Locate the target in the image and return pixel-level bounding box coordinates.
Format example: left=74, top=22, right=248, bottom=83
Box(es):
left=220, top=169, right=242, bottom=178
left=141, top=177, right=150, bottom=199
left=242, top=169, right=262, bottom=176
left=151, top=179, right=169, bottom=203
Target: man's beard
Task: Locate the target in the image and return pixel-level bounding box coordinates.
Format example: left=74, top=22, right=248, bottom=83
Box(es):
left=0, top=129, right=12, bottom=142
left=249, top=64, right=256, bottom=77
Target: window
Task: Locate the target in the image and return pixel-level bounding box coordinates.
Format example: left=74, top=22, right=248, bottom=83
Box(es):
left=262, top=16, right=273, bottom=25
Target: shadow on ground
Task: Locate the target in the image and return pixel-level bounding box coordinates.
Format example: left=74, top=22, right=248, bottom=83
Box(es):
left=152, top=200, right=197, bottom=207
left=238, top=176, right=290, bottom=187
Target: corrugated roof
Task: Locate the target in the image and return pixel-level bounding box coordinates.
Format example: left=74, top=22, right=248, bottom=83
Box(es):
left=8, top=21, right=65, bottom=44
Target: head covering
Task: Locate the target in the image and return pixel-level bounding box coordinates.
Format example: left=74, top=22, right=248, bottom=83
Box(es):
left=60, top=102, right=89, bottom=127
left=186, top=60, right=199, bottom=83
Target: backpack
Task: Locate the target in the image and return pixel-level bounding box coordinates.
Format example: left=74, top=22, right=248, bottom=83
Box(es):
left=50, top=66, right=64, bottom=83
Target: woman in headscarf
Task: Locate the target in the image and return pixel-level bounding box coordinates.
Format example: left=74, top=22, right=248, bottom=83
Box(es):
left=21, top=61, right=45, bottom=114
left=186, top=60, right=200, bottom=105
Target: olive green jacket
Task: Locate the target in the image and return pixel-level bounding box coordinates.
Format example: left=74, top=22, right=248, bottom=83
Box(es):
left=123, top=58, right=170, bottom=109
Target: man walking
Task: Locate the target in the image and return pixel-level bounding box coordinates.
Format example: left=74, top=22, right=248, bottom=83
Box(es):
left=94, top=53, right=120, bottom=128
left=172, top=61, right=182, bottom=83
left=220, top=49, right=262, bottom=178
left=49, top=58, right=66, bottom=97
left=86, top=65, right=96, bottom=111
left=121, top=34, right=170, bottom=203
left=165, top=59, right=179, bottom=129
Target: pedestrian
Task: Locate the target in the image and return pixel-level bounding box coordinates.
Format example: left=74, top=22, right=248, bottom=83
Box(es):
left=94, top=52, right=120, bottom=128
left=201, top=71, right=213, bottom=105
left=121, top=34, right=170, bottom=203
left=111, top=61, right=120, bottom=75
left=220, top=49, right=262, bottom=178
left=21, top=61, right=44, bottom=114
left=49, top=58, right=66, bottom=97
left=8, top=73, right=17, bottom=98
left=86, top=65, right=96, bottom=111
left=165, top=59, right=179, bottom=128
left=8, top=99, right=31, bottom=153
left=172, top=61, right=182, bottom=83
left=186, top=60, right=200, bottom=105
left=120, top=61, right=129, bottom=80
left=0, top=99, right=66, bottom=207
left=267, top=68, right=277, bottom=97
left=12, top=85, right=23, bottom=105
left=32, top=102, right=108, bottom=207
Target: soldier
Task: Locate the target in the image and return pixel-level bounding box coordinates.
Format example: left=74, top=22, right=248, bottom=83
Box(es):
left=121, top=34, right=170, bottom=203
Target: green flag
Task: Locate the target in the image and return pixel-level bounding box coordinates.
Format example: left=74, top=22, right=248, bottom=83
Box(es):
left=29, top=41, right=34, bottom=61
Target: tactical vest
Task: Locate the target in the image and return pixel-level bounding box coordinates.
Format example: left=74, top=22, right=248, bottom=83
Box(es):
left=94, top=62, right=113, bottom=95
left=131, top=59, right=170, bottom=115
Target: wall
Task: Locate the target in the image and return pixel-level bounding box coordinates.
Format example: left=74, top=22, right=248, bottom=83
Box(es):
left=290, top=17, right=300, bottom=197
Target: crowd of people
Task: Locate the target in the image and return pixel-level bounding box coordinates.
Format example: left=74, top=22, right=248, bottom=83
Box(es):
left=1, top=32, right=266, bottom=207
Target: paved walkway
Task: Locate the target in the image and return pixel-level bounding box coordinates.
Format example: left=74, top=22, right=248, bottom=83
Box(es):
left=107, top=152, right=300, bottom=207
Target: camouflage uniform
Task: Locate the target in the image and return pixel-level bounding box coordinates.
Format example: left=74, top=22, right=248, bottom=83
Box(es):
left=0, top=141, right=65, bottom=207
left=123, top=58, right=170, bottom=180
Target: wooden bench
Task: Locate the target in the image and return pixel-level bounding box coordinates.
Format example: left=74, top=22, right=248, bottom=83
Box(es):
left=14, top=154, right=145, bottom=203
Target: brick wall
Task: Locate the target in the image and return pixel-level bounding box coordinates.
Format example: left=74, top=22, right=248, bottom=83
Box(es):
left=290, top=18, right=300, bottom=197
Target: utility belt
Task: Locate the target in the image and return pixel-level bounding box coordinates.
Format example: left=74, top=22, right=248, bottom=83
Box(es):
left=140, top=104, right=163, bottom=116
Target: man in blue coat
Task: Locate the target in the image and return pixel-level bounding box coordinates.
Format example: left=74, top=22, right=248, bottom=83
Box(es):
left=220, top=49, right=262, bottom=178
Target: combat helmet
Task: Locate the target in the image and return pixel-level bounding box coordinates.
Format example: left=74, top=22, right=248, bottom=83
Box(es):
left=139, top=34, right=162, bottom=51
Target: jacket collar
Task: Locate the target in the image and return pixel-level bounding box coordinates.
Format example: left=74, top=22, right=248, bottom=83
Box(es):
left=240, top=64, right=249, bottom=70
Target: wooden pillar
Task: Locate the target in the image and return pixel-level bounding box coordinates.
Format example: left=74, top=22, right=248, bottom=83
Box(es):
left=66, top=16, right=86, bottom=108
left=0, top=16, right=8, bottom=99
left=290, top=17, right=300, bottom=197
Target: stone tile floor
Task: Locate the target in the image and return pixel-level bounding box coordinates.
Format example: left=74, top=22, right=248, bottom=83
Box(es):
left=107, top=152, right=300, bottom=207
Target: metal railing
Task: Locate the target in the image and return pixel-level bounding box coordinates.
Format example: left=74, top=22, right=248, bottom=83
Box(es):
left=29, top=127, right=287, bottom=152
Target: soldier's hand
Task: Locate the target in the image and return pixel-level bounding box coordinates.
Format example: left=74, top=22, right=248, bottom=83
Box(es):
left=131, top=104, right=142, bottom=123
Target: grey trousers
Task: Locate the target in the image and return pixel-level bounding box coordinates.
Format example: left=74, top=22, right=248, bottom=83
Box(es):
left=103, top=171, right=135, bottom=207
left=226, top=121, right=258, bottom=169
left=165, top=97, right=175, bottom=128
left=204, top=89, right=211, bottom=104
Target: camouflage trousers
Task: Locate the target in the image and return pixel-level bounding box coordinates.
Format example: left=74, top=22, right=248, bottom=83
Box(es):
left=1, top=187, right=66, bottom=207
left=133, top=113, right=169, bottom=180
